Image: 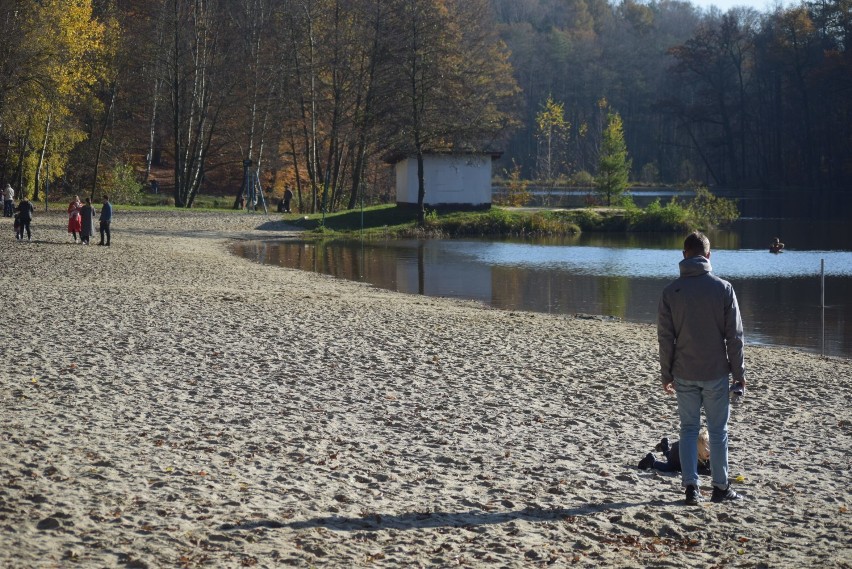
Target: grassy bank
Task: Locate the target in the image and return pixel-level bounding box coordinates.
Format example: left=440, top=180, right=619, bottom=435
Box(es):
left=42, top=189, right=735, bottom=237
left=280, top=201, right=715, bottom=238
left=282, top=205, right=585, bottom=238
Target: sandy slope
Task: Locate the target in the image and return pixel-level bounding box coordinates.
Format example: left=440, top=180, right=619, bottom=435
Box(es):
left=0, top=210, right=849, bottom=568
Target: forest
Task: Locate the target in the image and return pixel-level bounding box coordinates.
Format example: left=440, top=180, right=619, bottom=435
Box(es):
left=0, top=0, right=849, bottom=213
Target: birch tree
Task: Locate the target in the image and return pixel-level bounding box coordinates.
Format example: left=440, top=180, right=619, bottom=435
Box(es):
left=165, top=0, right=236, bottom=207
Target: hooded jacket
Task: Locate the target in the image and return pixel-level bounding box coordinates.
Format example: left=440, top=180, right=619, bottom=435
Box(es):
left=658, top=255, right=745, bottom=384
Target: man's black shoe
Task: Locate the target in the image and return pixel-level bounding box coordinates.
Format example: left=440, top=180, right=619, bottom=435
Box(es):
left=711, top=485, right=743, bottom=503
left=685, top=485, right=702, bottom=505
left=638, top=453, right=654, bottom=470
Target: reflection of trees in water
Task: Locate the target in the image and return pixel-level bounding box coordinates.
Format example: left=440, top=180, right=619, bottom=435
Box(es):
left=736, top=278, right=850, bottom=357
left=418, top=242, right=425, bottom=296
left=600, top=276, right=629, bottom=320
left=235, top=240, right=851, bottom=357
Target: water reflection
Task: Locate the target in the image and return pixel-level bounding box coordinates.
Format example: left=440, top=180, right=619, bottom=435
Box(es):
left=233, top=238, right=852, bottom=358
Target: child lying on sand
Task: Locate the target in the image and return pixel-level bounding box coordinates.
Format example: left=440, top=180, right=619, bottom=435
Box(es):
left=638, top=427, right=711, bottom=475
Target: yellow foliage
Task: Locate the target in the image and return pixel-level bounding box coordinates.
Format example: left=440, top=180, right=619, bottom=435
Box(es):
left=0, top=0, right=107, bottom=197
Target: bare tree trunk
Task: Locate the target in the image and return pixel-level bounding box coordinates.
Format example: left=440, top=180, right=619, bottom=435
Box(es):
left=145, top=3, right=168, bottom=184
left=171, top=0, right=183, bottom=206
left=345, top=0, right=386, bottom=210
left=306, top=6, right=320, bottom=213
left=288, top=139, right=304, bottom=212
left=34, top=112, right=52, bottom=203
left=235, top=0, right=276, bottom=210
left=146, top=77, right=161, bottom=183
left=91, top=83, right=117, bottom=201
left=16, top=128, right=30, bottom=197
left=168, top=0, right=229, bottom=208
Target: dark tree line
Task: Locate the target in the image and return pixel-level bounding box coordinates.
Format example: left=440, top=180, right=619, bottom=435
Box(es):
left=112, top=0, right=517, bottom=214
left=0, top=0, right=847, bottom=211
left=0, top=0, right=518, bottom=214
left=494, top=0, right=851, bottom=193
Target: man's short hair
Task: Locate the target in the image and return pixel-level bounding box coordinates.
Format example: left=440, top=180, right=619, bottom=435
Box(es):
left=684, top=231, right=710, bottom=257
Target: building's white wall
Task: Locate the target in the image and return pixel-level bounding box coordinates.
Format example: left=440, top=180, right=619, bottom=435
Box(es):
left=395, top=154, right=492, bottom=206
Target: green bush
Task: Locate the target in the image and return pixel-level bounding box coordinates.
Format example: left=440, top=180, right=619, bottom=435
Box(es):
left=687, top=187, right=739, bottom=227
left=640, top=162, right=659, bottom=184
left=425, top=208, right=579, bottom=237
left=568, top=170, right=595, bottom=186
left=103, top=163, right=144, bottom=205
left=626, top=198, right=690, bottom=231
left=560, top=208, right=603, bottom=230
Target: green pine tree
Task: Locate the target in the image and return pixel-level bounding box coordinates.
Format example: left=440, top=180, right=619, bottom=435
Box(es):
left=595, top=111, right=631, bottom=206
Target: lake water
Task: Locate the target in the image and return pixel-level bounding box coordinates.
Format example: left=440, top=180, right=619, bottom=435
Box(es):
left=232, top=218, right=852, bottom=359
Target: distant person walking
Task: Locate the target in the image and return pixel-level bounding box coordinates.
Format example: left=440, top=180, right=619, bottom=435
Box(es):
left=282, top=185, right=293, bottom=213
left=67, top=195, right=83, bottom=242
left=80, top=197, right=96, bottom=245
left=98, top=195, right=112, bottom=246
left=658, top=231, right=745, bottom=505
left=2, top=183, right=13, bottom=217
left=16, top=197, right=34, bottom=241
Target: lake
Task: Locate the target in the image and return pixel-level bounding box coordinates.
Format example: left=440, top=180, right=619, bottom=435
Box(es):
left=232, top=218, right=852, bottom=359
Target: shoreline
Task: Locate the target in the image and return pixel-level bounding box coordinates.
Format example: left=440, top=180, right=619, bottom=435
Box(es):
left=231, top=227, right=848, bottom=362
left=1, top=210, right=849, bottom=568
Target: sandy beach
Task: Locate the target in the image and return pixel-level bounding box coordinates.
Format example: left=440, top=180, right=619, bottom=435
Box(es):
left=1, top=209, right=849, bottom=568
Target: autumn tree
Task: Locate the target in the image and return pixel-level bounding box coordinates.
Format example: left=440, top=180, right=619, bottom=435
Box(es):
left=535, top=95, right=569, bottom=181
left=276, top=0, right=326, bottom=213
left=344, top=0, right=394, bottom=210
left=0, top=0, right=105, bottom=199
left=385, top=0, right=519, bottom=224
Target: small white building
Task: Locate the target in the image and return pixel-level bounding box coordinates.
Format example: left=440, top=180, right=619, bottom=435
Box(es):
left=392, top=152, right=500, bottom=209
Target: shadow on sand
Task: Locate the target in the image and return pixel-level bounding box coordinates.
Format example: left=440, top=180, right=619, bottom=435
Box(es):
left=219, top=500, right=678, bottom=533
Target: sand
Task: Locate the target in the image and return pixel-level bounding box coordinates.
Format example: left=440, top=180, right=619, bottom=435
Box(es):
left=1, top=209, right=850, bottom=568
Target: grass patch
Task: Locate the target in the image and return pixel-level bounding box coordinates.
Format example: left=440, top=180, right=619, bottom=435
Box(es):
left=427, top=208, right=580, bottom=237
left=137, top=194, right=237, bottom=209
left=284, top=205, right=582, bottom=238
left=624, top=199, right=691, bottom=231
left=55, top=188, right=736, bottom=237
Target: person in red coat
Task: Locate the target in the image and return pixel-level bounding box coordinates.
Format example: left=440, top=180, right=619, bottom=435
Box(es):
left=67, top=195, right=83, bottom=243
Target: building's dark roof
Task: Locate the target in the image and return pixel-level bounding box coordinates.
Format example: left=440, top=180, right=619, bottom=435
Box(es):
left=384, top=150, right=503, bottom=165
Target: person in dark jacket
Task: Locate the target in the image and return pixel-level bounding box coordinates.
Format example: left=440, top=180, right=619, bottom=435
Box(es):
left=638, top=428, right=711, bottom=475
left=282, top=185, right=293, bottom=213
left=80, top=197, right=96, bottom=245
left=16, top=197, right=34, bottom=241
left=658, top=231, right=745, bottom=505
left=98, top=195, right=112, bottom=246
